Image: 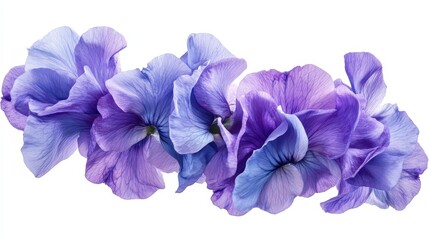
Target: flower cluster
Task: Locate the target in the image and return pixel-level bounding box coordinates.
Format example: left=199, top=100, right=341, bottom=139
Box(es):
left=2, top=26, right=427, bottom=215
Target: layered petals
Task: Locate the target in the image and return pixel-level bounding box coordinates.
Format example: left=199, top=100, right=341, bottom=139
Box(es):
left=193, top=58, right=247, bottom=118
left=233, top=113, right=308, bottom=213
left=22, top=113, right=94, bottom=177
left=1, top=66, right=27, bottom=130
left=182, top=33, right=234, bottom=70
left=345, top=52, right=386, bottom=114
left=25, top=26, right=79, bottom=78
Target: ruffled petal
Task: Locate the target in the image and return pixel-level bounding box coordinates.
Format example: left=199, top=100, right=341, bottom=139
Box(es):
left=1, top=66, right=27, bottom=130
left=38, top=66, right=103, bottom=116
left=238, top=65, right=336, bottom=114
left=348, top=104, right=419, bottom=190
left=257, top=165, right=303, bottom=214
left=233, top=114, right=308, bottom=212
left=22, top=113, right=92, bottom=177
left=237, top=91, right=282, bottom=162
left=211, top=184, right=248, bottom=216
left=107, top=54, right=190, bottom=132
left=75, top=27, right=127, bottom=86
left=11, top=68, right=74, bottom=116
left=93, top=112, right=146, bottom=152
left=297, top=85, right=360, bottom=159
left=369, top=144, right=427, bottom=210
left=184, top=33, right=234, bottom=70
left=295, top=151, right=341, bottom=197
left=176, top=143, right=217, bottom=192
left=339, top=112, right=389, bottom=179
left=86, top=137, right=166, bottom=199
left=193, top=58, right=246, bottom=118
left=321, top=181, right=371, bottom=213
left=345, top=52, right=386, bottom=114
left=169, top=74, right=214, bottom=154
left=25, top=26, right=79, bottom=78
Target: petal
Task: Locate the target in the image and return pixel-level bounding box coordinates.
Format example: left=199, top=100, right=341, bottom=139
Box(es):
left=211, top=184, right=248, bottom=216
left=86, top=137, right=166, bottom=199
left=25, top=26, right=79, bottom=78
left=321, top=181, right=371, bottom=213
left=185, top=33, right=234, bottom=70
left=22, top=113, right=92, bottom=177
left=93, top=112, right=146, bottom=152
left=295, top=151, right=341, bottom=197
left=97, top=94, right=122, bottom=118
left=145, top=138, right=179, bottom=173
left=374, top=104, right=419, bottom=156
left=11, top=68, right=74, bottom=116
left=107, top=54, right=190, bottom=129
left=75, top=27, right=127, bottom=86
left=169, top=74, right=214, bottom=154
left=297, top=85, right=360, bottom=158
left=233, top=114, right=308, bottom=212
left=348, top=105, right=420, bottom=190
left=176, top=142, right=217, bottom=192
left=345, top=52, right=386, bottom=114
left=1, top=66, right=27, bottom=130
left=193, top=58, right=247, bottom=118
left=238, top=65, right=336, bottom=114
left=369, top=144, right=427, bottom=210
left=257, top=165, right=304, bottom=214
left=38, top=66, right=103, bottom=116
left=237, top=91, right=282, bottom=162
left=339, top=112, right=389, bottom=179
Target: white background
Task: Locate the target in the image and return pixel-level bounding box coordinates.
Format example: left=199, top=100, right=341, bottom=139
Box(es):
left=1, top=0, right=428, bottom=239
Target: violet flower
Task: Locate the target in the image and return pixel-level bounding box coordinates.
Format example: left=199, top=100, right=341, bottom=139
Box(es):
left=169, top=33, right=247, bottom=191
left=321, top=52, right=428, bottom=213
left=210, top=64, right=360, bottom=215
left=2, top=26, right=126, bottom=177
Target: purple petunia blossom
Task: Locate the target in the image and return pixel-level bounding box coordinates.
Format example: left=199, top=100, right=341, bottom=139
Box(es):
left=169, top=33, right=247, bottom=191
left=209, top=64, right=360, bottom=215
left=3, top=26, right=126, bottom=177
left=321, top=52, right=428, bottom=213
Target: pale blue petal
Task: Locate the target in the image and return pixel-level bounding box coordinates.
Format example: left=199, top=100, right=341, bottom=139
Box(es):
left=25, top=26, right=79, bottom=78
left=185, top=33, right=234, bottom=70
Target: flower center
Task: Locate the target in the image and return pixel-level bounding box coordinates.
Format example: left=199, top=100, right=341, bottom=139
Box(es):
left=146, top=125, right=157, bottom=135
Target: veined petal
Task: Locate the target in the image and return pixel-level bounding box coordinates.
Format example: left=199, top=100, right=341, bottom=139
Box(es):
left=345, top=52, right=386, bottom=114
left=348, top=104, right=420, bottom=190
left=295, top=151, right=341, bottom=197
left=211, top=184, right=248, bottom=216
left=38, top=66, right=103, bottom=115
left=184, top=33, right=234, bottom=70
left=86, top=138, right=166, bottom=199
left=1, top=66, right=27, bottom=130
left=11, top=68, right=74, bottom=116
left=339, top=112, right=389, bottom=179
left=25, top=26, right=79, bottom=78
left=233, top=114, right=308, bottom=212
left=321, top=181, right=371, bottom=213
left=169, top=74, right=214, bottom=154
left=237, top=91, right=282, bottom=162
left=75, top=27, right=127, bottom=86
left=22, top=113, right=92, bottom=177
left=378, top=144, right=427, bottom=210
left=297, top=85, right=360, bottom=159
left=107, top=54, right=190, bottom=129
left=97, top=94, right=122, bottom=118
left=93, top=112, right=146, bottom=152
left=177, top=143, right=217, bottom=192
left=193, top=58, right=247, bottom=118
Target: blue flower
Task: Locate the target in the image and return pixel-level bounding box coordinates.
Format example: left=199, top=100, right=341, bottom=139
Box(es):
left=321, top=52, right=428, bottom=213
left=4, top=26, right=126, bottom=177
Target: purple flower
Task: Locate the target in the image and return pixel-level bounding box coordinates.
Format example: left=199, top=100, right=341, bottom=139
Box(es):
left=3, top=26, right=126, bottom=177
left=169, top=33, right=247, bottom=191
left=321, top=52, right=428, bottom=213
left=210, top=65, right=360, bottom=215
left=85, top=54, right=195, bottom=199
